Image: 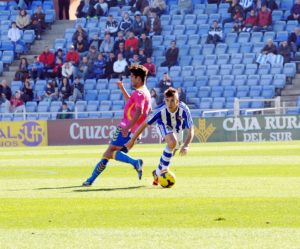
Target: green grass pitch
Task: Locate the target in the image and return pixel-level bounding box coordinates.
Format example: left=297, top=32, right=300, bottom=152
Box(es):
left=1, top=142, right=300, bottom=249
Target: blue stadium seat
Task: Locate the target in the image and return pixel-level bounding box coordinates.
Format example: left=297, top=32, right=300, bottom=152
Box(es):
left=276, top=31, right=288, bottom=42
left=240, top=42, right=253, bottom=53
left=161, top=25, right=173, bottom=35
left=260, top=74, right=273, bottom=86
left=187, top=34, right=200, bottom=45
left=177, top=36, right=189, bottom=48
left=194, top=65, right=206, bottom=76
left=85, top=90, right=98, bottom=101
left=198, top=86, right=211, bottom=98
left=236, top=85, right=249, bottom=97
left=197, top=23, right=209, bottom=36
left=247, top=74, right=260, bottom=86
left=238, top=32, right=250, bottom=43
left=223, top=86, right=236, bottom=98
left=206, top=65, right=219, bottom=76
left=171, top=15, right=183, bottom=25
left=173, top=25, right=185, bottom=35
left=219, top=64, right=232, bottom=75
left=258, top=64, right=271, bottom=75
left=192, top=54, right=204, bottom=66
left=160, top=14, right=171, bottom=26
left=234, top=76, right=247, bottom=86
left=153, top=45, right=165, bottom=57
left=215, top=43, right=227, bottom=55
left=189, top=44, right=202, bottom=56
left=163, top=34, right=176, bottom=46
left=232, top=64, right=245, bottom=76
left=273, top=74, right=286, bottom=89
left=230, top=53, right=242, bottom=64
left=250, top=32, right=263, bottom=43
left=199, top=97, right=212, bottom=109
left=242, top=53, right=256, bottom=64
left=181, top=66, right=194, bottom=77
left=195, top=76, right=208, bottom=87
left=286, top=20, right=298, bottom=33
left=222, top=75, right=234, bottom=86
left=227, top=43, right=240, bottom=54
left=185, top=24, right=198, bottom=35
left=217, top=54, right=230, bottom=65
left=270, top=64, right=283, bottom=75
left=252, top=42, right=265, bottom=53
left=204, top=54, right=216, bottom=65
left=225, top=33, right=237, bottom=44
left=245, top=64, right=258, bottom=75
left=152, top=35, right=163, bottom=46
left=208, top=75, right=221, bottom=86
left=208, top=13, right=220, bottom=24
left=169, top=66, right=181, bottom=77
left=196, top=14, right=208, bottom=25
left=205, top=4, right=218, bottom=14
left=210, top=86, right=223, bottom=97
left=2, top=50, right=14, bottom=64
left=263, top=31, right=276, bottom=42
left=273, top=21, right=286, bottom=32
left=283, top=63, right=296, bottom=77
left=261, top=85, right=275, bottom=98
left=249, top=86, right=262, bottom=97
left=212, top=98, right=225, bottom=109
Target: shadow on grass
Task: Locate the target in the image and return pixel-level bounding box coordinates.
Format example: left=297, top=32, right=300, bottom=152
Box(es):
left=73, top=185, right=146, bottom=192
left=35, top=185, right=84, bottom=190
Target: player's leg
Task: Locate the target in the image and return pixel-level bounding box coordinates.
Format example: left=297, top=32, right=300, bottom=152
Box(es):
left=82, top=144, right=120, bottom=186
left=112, top=127, right=143, bottom=179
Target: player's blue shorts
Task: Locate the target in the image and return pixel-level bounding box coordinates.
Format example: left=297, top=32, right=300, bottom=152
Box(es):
left=111, top=126, right=131, bottom=152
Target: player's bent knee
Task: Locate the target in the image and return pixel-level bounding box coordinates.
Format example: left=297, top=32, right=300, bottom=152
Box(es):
left=167, top=139, right=177, bottom=150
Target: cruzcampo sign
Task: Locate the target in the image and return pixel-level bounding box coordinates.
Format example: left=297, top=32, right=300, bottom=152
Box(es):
left=193, top=115, right=300, bottom=143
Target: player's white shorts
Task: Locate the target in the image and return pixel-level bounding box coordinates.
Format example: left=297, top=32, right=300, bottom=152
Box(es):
left=157, top=123, right=183, bottom=150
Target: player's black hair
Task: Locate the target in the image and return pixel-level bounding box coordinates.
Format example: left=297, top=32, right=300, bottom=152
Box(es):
left=164, top=87, right=178, bottom=98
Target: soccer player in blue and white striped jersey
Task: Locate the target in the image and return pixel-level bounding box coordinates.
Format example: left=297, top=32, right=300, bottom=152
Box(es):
left=125, top=87, right=194, bottom=185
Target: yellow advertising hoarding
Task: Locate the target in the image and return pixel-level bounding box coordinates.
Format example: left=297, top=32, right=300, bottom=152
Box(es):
left=0, top=121, right=48, bottom=147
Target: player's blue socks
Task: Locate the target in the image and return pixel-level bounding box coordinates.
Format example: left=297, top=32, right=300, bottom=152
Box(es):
left=156, top=146, right=173, bottom=176
left=86, top=159, right=108, bottom=184
left=115, top=151, right=137, bottom=166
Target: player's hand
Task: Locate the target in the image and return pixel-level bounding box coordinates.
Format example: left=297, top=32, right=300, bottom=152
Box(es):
left=125, top=139, right=134, bottom=150
left=179, top=146, right=189, bottom=156
left=117, top=81, right=123, bottom=89
left=122, top=127, right=129, bottom=137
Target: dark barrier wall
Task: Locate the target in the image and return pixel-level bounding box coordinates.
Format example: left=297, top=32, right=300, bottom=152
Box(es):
left=193, top=115, right=300, bottom=143
left=48, top=119, right=160, bottom=145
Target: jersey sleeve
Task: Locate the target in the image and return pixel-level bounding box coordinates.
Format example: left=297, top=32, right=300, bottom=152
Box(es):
left=146, top=109, right=161, bottom=125
left=183, top=106, right=193, bottom=129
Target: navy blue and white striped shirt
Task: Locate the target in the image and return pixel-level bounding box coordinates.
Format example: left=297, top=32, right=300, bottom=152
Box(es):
left=146, top=102, right=193, bottom=133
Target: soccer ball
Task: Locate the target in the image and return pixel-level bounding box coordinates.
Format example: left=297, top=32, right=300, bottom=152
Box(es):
left=159, top=170, right=176, bottom=188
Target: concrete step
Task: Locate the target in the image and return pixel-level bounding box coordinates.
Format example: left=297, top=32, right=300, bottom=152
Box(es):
left=280, top=95, right=299, bottom=102
left=282, top=101, right=297, bottom=107
left=294, top=74, right=300, bottom=79
left=281, top=89, right=300, bottom=96
left=284, top=84, right=300, bottom=90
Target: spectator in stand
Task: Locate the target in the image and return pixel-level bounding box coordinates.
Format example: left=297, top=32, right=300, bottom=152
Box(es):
left=177, top=87, right=186, bottom=103
left=94, top=0, right=108, bottom=16
left=66, top=44, right=80, bottom=67
left=76, top=0, right=95, bottom=18
left=256, top=39, right=283, bottom=66
left=39, top=46, right=55, bottom=78
left=161, top=40, right=179, bottom=68
left=10, top=90, right=24, bottom=112
left=288, top=27, right=300, bottom=53
left=206, top=20, right=223, bottom=45
left=222, top=0, right=245, bottom=27
left=89, top=34, right=102, bottom=51
left=15, top=57, right=29, bottom=81
left=265, top=0, right=278, bottom=11
left=132, top=11, right=145, bottom=37
left=143, top=0, right=166, bottom=16
left=43, top=80, right=57, bottom=102
left=99, top=33, right=114, bottom=56
left=16, top=9, right=30, bottom=30
left=113, top=31, right=126, bottom=51
left=57, top=102, right=73, bottom=119
left=129, top=53, right=141, bottom=66
left=28, top=56, right=44, bottom=80
left=8, top=21, right=27, bottom=54
left=119, top=12, right=133, bottom=34
left=143, top=57, right=156, bottom=77
left=105, top=52, right=116, bottom=79
left=62, top=61, right=74, bottom=81
left=77, top=56, right=90, bottom=80
left=74, top=34, right=89, bottom=58
left=58, top=77, right=72, bottom=101
left=159, top=72, right=173, bottom=93
left=0, top=80, right=12, bottom=101
left=106, top=0, right=118, bottom=8
left=138, top=32, right=152, bottom=57
left=242, top=9, right=257, bottom=32
left=105, top=15, right=119, bottom=37
left=72, top=25, right=88, bottom=45
left=59, top=0, right=70, bottom=20
left=115, top=42, right=126, bottom=57
left=125, top=31, right=139, bottom=52
left=288, top=0, right=300, bottom=23
left=52, top=57, right=63, bottom=79
left=130, top=0, right=149, bottom=14
left=69, top=77, right=84, bottom=102
left=0, top=93, right=11, bottom=112
left=150, top=88, right=159, bottom=108
left=138, top=48, right=146, bottom=64
left=55, top=48, right=65, bottom=64
left=145, top=10, right=161, bottom=36
left=21, top=77, right=33, bottom=103
left=89, top=53, right=107, bottom=79
left=113, top=53, right=128, bottom=77
left=253, top=3, right=272, bottom=32
left=87, top=45, right=99, bottom=65
left=30, top=5, right=46, bottom=40
left=278, top=41, right=292, bottom=64
left=171, top=0, right=193, bottom=15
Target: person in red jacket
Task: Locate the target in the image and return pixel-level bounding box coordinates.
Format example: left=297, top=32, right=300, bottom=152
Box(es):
left=254, top=4, right=272, bottom=32
left=39, top=46, right=55, bottom=78
left=143, top=57, right=156, bottom=77
left=125, top=31, right=139, bottom=52
left=66, top=45, right=80, bottom=66
left=243, top=9, right=257, bottom=32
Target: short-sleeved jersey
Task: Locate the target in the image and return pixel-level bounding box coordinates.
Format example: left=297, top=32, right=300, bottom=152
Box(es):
left=118, top=86, right=151, bottom=133
left=146, top=102, right=193, bottom=133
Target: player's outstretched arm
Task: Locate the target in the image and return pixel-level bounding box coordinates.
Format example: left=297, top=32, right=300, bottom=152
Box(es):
left=117, top=80, right=130, bottom=101
left=179, top=126, right=194, bottom=156
left=125, top=122, right=149, bottom=150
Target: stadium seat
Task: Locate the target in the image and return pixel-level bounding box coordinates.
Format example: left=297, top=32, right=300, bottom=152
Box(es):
left=245, top=64, right=258, bottom=75
left=206, top=65, right=219, bottom=76
left=215, top=43, right=227, bottom=55
left=187, top=34, right=200, bottom=45
left=222, top=75, right=234, bottom=86
left=208, top=75, right=221, bottom=86
left=232, top=64, right=245, bottom=76
left=283, top=63, right=296, bottom=77
left=219, top=64, right=232, bottom=75
left=250, top=32, right=263, bottom=43
left=273, top=74, right=286, bottom=89
left=260, top=74, right=273, bottom=86
left=204, top=54, right=216, bottom=65
left=195, top=76, right=208, bottom=87
left=210, top=86, right=223, bottom=97
left=236, top=85, right=249, bottom=97
left=181, top=66, right=194, bottom=77
left=223, top=86, right=236, bottom=98
left=242, top=53, right=256, bottom=64
left=227, top=43, right=240, bottom=54
left=249, top=86, right=262, bottom=97
left=185, top=24, right=198, bottom=35
left=171, top=15, right=183, bottom=25
left=189, top=45, right=202, bottom=56
left=247, top=74, right=260, bottom=86
left=217, top=54, right=230, bottom=65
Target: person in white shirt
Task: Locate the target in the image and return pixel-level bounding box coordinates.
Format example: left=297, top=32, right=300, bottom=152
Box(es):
left=113, top=53, right=128, bottom=78
left=8, top=22, right=27, bottom=53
